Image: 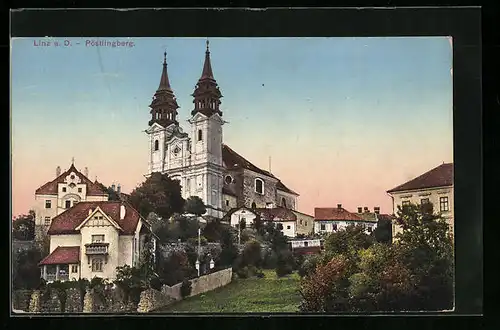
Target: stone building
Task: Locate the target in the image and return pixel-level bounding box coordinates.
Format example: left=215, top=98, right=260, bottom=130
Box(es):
left=145, top=41, right=299, bottom=218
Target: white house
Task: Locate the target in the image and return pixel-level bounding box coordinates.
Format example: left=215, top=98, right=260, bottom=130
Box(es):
left=33, top=162, right=109, bottom=240
left=387, top=163, right=454, bottom=242
left=224, top=206, right=298, bottom=238
left=314, top=204, right=378, bottom=235
left=38, top=201, right=156, bottom=282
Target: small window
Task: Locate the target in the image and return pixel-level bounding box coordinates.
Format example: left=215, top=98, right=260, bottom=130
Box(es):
left=251, top=202, right=256, bottom=209
left=286, top=225, right=291, bottom=230
left=401, top=200, right=410, bottom=209
left=71, top=265, right=78, bottom=273
left=198, top=130, right=203, bottom=141
left=154, top=139, right=159, bottom=151
left=320, top=224, right=326, bottom=231
left=255, top=178, right=264, bottom=194
left=226, top=200, right=229, bottom=206
left=62, top=187, right=67, bottom=192
left=65, top=200, right=71, bottom=209
left=300, top=219, right=303, bottom=225
left=225, top=175, right=233, bottom=184
left=439, top=197, right=449, bottom=212
left=420, top=198, right=430, bottom=205
left=78, top=188, right=82, bottom=193
left=91, top=258, right=103, bottom=272
left=44, top=217, right=51, bottom=226
left=304, top=241, right=309, bottom=247
left=332, top=224, right=338, bottom=231
left=92, top=235, right=105, bottom=243
left=45, top=200, right=51, bottom=209
left=282, top=198, right=287, bottom=208
left=305, top=221, right=308, bottom=226
left=368, top=227, right=373, bottom=233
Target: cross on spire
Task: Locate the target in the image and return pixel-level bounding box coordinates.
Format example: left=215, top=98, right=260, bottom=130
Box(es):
left=163, top=51, right=167, bottom=64
left=71, top=157, right=75, bottom=165
left=206, top=38, right=210, bottom=52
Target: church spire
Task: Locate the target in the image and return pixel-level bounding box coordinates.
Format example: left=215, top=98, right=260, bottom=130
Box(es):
left=149, top=51, right=179, bottom=127
left=157, top=51, right=172, bottom=91
left=191, top=40, right=222, bottom=117
left=200, top=39, right=215, bottom=80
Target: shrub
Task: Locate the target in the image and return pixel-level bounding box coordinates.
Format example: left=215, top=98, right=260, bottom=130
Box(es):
left=180, top=279, right=192, bottom=298
left=256, top=271, right=265, bottom=278
left=262, top=249, right=278, bottom=269
left=50, top=280, right=69, bottom=312
left=275, top=250, right=294, bottom=277
left=149, top=276, right=162, bottom=291
left=241, top=240, right=263, bottom=268
left=236, top=266, right=250, bottom=279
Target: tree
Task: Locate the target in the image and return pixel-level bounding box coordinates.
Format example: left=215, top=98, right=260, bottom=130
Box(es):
left=218, top=226, right=238, bottom=267
left=373, top=216, right=393, bottom=244
left=128, top=172, right=185, bottom=220
left=323, top=224, right=375, bottom=257
left=12, top=211, right=36, bottom=241
left=13, top=247, right=44, bottom=290
left=241, top=240, right=262, bottom=268
left=202, top=218, right=225, bottom=242
left=184, top=196, right=206, bottom=216
left=157, top=251, right=196, bottom=286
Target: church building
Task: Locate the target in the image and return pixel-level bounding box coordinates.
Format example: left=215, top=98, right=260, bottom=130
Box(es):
left=145, top=41, right=299, bottom=218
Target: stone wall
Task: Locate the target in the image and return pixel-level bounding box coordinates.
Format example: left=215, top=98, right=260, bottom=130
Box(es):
left=161, top=267, right=233, bottom=302
left=242, top=169, right=278, bottom=208
left=137, top=288, right=174, bottom=313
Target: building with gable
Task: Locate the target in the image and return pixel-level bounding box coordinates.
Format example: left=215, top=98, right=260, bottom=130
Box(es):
left=33, top=162, right=109, bottom=240
left=145, top=41, right=299, bottom=219
left=314, top=204, right=378, bottom=235
left=387, top=162, right=454, bottom=241
left=38, top=201, right=155, bottom=282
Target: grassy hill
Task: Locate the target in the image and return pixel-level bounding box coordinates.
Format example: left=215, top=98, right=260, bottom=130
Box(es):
left=154, top=270, right=302, bottom=313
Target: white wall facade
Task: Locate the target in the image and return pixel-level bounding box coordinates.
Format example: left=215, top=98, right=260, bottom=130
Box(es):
left=276, top=220, right=296, bottom=237
left=230, top=209, right=257, bottom=228
left=314, top=220, right=377, bottom=235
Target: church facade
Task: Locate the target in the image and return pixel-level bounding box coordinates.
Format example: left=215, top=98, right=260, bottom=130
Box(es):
left=146, top=41, right=299, bottom=218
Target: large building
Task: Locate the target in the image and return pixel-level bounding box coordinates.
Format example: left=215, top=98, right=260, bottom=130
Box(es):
left=38, top=201, right=155, bottom=282
left=314, top=204, right=379, bottom=235
left=387, top=162, right=454, bottom=241
left=33, top=162, right=109, bottom=240
left=145, top=41, right=299, bottom=218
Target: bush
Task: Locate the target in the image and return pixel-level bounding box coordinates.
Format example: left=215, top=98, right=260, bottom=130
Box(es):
left=275, top=250, right=294, bottom=277
left=256, top=271, right=265, bottom=278
left=180, top=279, right=192, bottom=298
left=236, top=266, right=250, bottom=279
left=241, top=240, right=263, bottom=268
left=262, top=249, right=278, bottom=269
left=49, top=280, right=69, bottom=312
left=150, top=276, right=162, bottom=291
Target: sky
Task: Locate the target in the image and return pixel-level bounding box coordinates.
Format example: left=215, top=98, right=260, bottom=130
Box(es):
left=11, top=37, right=453, bottom=217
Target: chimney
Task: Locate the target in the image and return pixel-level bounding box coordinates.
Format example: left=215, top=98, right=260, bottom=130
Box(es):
left=117, top=184, right=121, bottom=194
left=111, top=184, right=116, bottom=191
left=56, top=166, right=61, bottom=177
left=337, top=204, right=342, bottom=209
left=84, top=167, right=89, bottom=178
left=357, top=207, right=362, bottom=213
left=374, top=207, right=380, bottom=214
left=120, top=204, right=126, bottom=220
left=364, top=207, right=369, bottom=213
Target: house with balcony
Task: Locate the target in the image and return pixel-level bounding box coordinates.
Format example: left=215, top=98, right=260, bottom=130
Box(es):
left=387, top=162, right=454, bottom=242
left=38, top=201, right=156, bottom=282
left=314, top=204, right=378, bottom=235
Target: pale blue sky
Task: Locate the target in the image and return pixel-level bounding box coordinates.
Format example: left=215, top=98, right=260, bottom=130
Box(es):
left=11, top=37, right=453, bottom=216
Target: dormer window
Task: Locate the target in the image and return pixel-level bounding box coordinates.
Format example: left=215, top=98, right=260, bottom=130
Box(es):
left=255, top=178, right=264, bottom=195
left=65, top=200, right=71, bottom=209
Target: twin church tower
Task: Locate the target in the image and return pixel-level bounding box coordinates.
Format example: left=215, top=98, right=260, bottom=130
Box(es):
left=145, top=40, right=225, bottom=217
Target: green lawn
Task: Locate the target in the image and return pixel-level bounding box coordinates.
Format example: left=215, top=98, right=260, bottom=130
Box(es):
left=154, top=270, right=302, bottom=313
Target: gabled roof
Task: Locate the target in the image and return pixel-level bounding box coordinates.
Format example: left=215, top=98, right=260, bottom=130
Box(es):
left=48, top=201, right=142, bottom=235
left=254, top=207, right=297, bottom=222
left=35, top=164, right=108, bottom=196
left=387, top=163, right=453, bottom=193
left=222, top=144, right=299, bottom=196
left=222, top=144, right=275, bottom=178
left=314, top=207, right=365, bottom=221
left=38, top=246, right=80, bottom=265
left=355, top=212, right=378, bottom=223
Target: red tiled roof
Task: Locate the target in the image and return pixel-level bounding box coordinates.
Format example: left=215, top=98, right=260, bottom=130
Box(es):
left=48, top=201, right=142, bottom=235
left=314, top=207, right=364, bottom=221
left=254, top=207, right=297, bottom=222
left=387, top=163, right=453, bottom=193
left=35, top=164, right=108, bottom=196
left=39, top=246, right=80, bottom=265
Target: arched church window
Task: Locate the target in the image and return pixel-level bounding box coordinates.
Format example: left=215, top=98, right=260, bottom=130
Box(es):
left=154, top=140, right=159, bottom=151
left=198, top=130, right=203, bottom=141
left=255, top=178, right=264, bottom=195
left=251, top=202, right=256, bottom=209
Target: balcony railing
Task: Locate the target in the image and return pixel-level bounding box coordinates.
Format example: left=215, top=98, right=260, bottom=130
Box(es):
left=45, top=274, right=69, bottom=282
left=85, top=242, right=109, bottom=255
